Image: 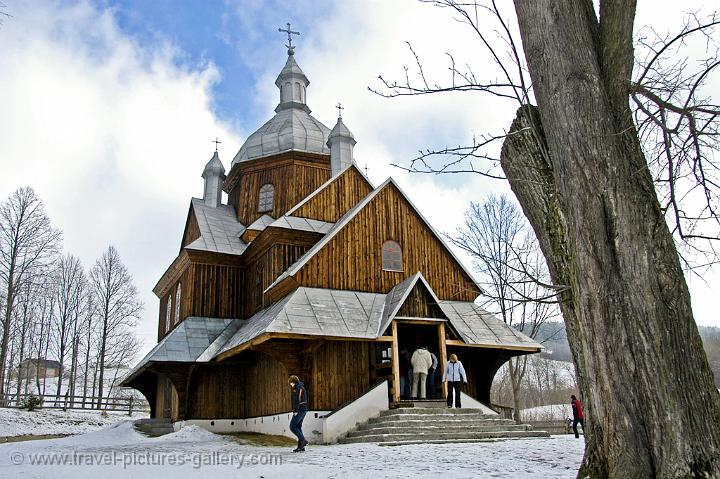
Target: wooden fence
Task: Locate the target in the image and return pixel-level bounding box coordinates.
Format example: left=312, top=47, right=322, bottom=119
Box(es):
left=0, top=393, right=150, bottom=415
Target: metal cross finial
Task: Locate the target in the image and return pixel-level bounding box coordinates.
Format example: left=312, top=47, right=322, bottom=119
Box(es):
left=278, top=22, right=300, bottom=50
left=212, top=137, right=222, bottom=152
left=336, top=102, right=344, bottom=119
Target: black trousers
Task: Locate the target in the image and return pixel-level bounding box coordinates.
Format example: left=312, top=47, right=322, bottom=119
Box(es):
left=447, top=381, right=462, bottom=407
left=572, top=418, right=584, bottom=438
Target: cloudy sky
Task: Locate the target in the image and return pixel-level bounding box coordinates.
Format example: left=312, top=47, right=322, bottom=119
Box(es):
left=0, top=0, right=717, bottom=359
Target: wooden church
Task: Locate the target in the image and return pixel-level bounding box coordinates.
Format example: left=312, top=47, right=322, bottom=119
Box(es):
left=121, top=36, right=541, bottom=440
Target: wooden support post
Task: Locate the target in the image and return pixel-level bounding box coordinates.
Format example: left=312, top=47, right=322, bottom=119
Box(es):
left=391, top=321, right=401, bottom=403
left=438, top=322, right=448, bottom=400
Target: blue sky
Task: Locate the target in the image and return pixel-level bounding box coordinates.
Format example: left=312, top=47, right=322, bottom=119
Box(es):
left=0, top=0, right=717, bottom=356
left=109, top=0, right=338, bottom=130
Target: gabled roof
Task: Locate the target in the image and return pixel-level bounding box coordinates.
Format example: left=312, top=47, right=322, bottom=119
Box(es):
left=377, top=272, right=446, bottom=336
left=265, top=177, right=482, bottom=295
left=215, top=287, right=386, bottom=358
left=185, top=198, right=247, bottom=255
left=120, top=317, right=237, bottom=385
left=439, top=301, right=540, bottom=349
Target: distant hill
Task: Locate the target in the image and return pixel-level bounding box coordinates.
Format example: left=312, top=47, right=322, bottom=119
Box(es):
left=516, top=322, right=720, bottom=385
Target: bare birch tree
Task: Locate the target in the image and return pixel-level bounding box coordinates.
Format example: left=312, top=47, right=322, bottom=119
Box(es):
left=0, top=187, right=61, bottom=399
left=453, top=194, right=558, bottom=422
left=89, top=246, right=141, bottom=407
left=51, top=254, right=85, bottom=400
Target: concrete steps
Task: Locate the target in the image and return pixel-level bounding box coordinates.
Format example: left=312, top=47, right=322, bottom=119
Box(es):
left=339, top=403, right=550, bottom=445
left=134, top=418, right=175, bottom=437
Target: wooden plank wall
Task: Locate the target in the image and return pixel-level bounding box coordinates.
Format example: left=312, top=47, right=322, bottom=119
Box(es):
left=292, top=167, right=373, bottom=222
left=310, top=341, right=372, bottom=410
left=397, top=283, right=446, bottom=318
left=243, top=352, right=291, bottom=417
left=244, top=243, right=309, bottom=316
left=181, top=209, right=201, bottom=248
left=230, top=156, right=331, bottom=226
left=189, top=363, right=246, bottom=419
left=155, top=375, right=179, bottom=420
left=295, top=183, right=478, bottom=301
left=158, top=263, right=244, bottom=338
left=188, top=352, right=290, bottom=419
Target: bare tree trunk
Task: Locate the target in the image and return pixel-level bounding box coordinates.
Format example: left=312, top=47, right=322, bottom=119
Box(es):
left=502, top=93, right=720, bottom=479
left=507, top=357, right=523, bottom=424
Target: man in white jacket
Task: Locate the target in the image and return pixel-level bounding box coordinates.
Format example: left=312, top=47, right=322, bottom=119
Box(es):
left=410, top=346, right=433, bottom=399
left=442, top=353, right=467, bottom=408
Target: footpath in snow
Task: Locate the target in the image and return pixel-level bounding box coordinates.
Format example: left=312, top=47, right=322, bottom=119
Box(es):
left=0, top=420, right=584, bottom=479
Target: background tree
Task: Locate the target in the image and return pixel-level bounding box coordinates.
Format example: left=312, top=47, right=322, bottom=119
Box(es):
left=0, top=187, right=61, bottom=399
left=89, top=245, right=141, bottom=407
left=453, top=194, right=559, bottom=422
left=375, top=1, right=720, bottom=476
left=51, top=254, right=85, bottom=401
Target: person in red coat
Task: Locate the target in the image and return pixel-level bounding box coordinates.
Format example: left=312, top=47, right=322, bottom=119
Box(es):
left=571, top=394, right=585, bottom=438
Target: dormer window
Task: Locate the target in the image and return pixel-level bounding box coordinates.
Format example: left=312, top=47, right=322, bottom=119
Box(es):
left=382, top=240, right=403, bottom=272
left=258, top=184, right=275, bottom=212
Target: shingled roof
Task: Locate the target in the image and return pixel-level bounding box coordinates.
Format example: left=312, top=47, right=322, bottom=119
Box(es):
left=185, top=198, right=247, bottom=255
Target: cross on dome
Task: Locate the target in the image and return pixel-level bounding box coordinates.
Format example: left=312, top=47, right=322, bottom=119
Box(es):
left=278, top=22, right=300, bottom=54
left=336, top=102, right=344, bottom=119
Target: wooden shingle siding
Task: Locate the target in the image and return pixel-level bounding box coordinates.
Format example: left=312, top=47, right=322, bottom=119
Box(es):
left=294, top=183, right=478, bottom=301
left=292, top=166, right=373, bottom=222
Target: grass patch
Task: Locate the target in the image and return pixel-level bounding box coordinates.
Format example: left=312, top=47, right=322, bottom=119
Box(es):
left=221, top=432, right=296, bottom=446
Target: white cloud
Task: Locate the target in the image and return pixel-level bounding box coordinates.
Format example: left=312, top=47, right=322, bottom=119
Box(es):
left=0, top=1, right=242, bottom=352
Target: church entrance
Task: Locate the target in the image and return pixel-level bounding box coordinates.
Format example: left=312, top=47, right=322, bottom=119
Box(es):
left=396, top=321, right=444, bottom=400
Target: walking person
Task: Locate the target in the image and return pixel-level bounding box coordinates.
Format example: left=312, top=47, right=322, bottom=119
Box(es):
left=411, top=346, right=433, bottom=399
left=442, top=354, right=467, bottom=408
left=288, top=375, right=309, bottom=452
left=571, top=394, right=585, bottom=438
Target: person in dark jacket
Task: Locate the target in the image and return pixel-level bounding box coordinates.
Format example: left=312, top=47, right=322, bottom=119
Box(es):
left=571, top=394, right=584, bottom=438
left=289, top=375, right=309, bottom=452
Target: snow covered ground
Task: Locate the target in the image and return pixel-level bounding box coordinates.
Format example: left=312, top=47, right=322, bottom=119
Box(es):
left=0, top=408, right=148, bottom=438
left=521, top=404, right=572, bottom=421
left=0, top=421, right=584, bottom=478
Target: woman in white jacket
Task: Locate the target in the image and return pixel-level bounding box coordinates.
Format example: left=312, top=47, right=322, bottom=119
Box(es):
left=442, top=353, right=467, bottom=408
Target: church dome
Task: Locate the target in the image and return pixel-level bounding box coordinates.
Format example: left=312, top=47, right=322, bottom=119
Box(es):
left=231, top=46, right=330, bottom=166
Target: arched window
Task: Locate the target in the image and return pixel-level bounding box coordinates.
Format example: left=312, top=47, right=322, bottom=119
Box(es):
left=382, top=240, right=403, bottom=272
left=165, top=296, right=172, bottom=333
left=294, top=82, right=301, bottom=101
left=174, top=283, right=182, bottom=324
left=283, top=82, right=291, bottom=102
left=258, top=184, right=275, bottom=213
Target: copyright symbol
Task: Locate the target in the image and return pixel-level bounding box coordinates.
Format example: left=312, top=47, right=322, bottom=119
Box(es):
left=10, top=452, right=24, bottom=465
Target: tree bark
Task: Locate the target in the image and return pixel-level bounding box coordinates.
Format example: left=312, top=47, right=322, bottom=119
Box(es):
left=502, top=2, right=720, bottom=468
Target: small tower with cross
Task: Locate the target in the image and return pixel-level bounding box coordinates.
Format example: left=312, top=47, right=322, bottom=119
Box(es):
left=275, top=22, right=310, bottom=113
left=202, top=145, right=226, bottom=208
left=327, top=102, right=357, bottom=176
